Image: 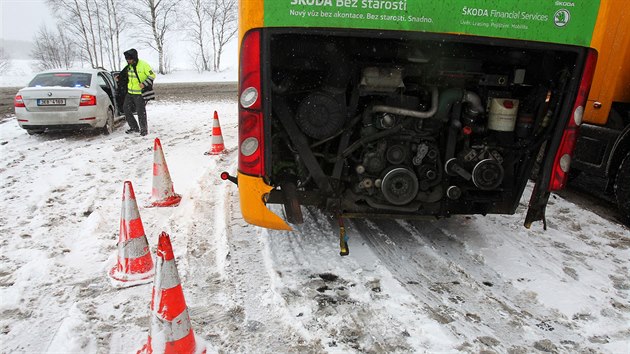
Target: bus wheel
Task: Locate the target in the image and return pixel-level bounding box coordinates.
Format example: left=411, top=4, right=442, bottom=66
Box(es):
left=282, top=182, right=303, bottom=225
left=614, top=152, right=630, bottom=225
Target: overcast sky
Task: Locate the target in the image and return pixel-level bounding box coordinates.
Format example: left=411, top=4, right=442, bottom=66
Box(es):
left=1, top=0, right=55, bottom=41
left=0, top=0, right=237, bottom=69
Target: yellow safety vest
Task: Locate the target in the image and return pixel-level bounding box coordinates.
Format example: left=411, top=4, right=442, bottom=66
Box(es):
left=127, top=60, right=155, bottom=95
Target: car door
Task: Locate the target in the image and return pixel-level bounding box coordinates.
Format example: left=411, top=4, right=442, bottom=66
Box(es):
left=111, top=70, right=127, bottom=116
left=97, top=72, right=117, bottom=116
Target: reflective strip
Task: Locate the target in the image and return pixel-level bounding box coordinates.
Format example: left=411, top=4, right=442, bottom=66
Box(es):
left=128, top=89, right=142, bottom=94
left=212, top=119, right=224, bottom=144
left=212, top=134, right=224, bottom=144
left=118, top=236, right=150, bottom=259
left=143, top=91, right=156, bottom=100
left=156, top=258, right=181, bottom=290
left=121, top=198, right=141, bottom=221
left=153, top=147, right=167, bottom=174
left=150, top=308, right=192, bottom=342
left=123, top=181, right=137, bottom=198
left=151, top=145, right=178, bottom=201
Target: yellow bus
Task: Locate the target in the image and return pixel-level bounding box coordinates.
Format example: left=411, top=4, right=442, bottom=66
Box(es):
left=226, top=0, right=618, bottom=249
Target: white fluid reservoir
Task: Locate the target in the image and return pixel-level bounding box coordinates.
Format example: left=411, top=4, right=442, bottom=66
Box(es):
left=488, top=98, right=520, bottom=132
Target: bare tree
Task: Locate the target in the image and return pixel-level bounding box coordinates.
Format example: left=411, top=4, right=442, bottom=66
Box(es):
left=41, top=0, right=235, bottom=73
left=46, top=0, right=98, bottom=67
left=102, top=0, right=127, bottom=70
left=130, top=0, right=181, bottom=74
left=186, top=0, right=211, bottom=72
left=0, top=48, right=10, bottom=74
left=46, top=0, right=125, bottom=70
left=31, top=25, right=77, bottom=70
left=163, top=49, right=173, bottom=74
left=205, top=0, right=237, bottom=72
left=188, top=51, right=206, bottom=73
left=57, top=24, right=77, bottom=69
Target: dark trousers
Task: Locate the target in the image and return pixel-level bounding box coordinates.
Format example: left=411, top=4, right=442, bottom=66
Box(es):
left=124, top=94, right=147, bottom=133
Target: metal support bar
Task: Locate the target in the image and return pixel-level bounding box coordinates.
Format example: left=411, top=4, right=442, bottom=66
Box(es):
left=338, top=215, right=349, bottom=256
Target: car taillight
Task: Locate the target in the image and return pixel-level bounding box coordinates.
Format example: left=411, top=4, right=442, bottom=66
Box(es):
left=80, top=94, right=96, bottom=106
left=549, top=49, right=598, bottom=191
left=14, top=95, right=25, bottom=108
left=238, top=29, right=264, bottom=176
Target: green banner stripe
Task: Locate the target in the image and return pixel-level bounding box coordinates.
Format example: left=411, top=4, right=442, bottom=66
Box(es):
left=264, top=0, right=600, bottom=46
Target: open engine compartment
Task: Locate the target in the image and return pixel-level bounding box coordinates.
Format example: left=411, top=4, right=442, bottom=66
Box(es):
left=263, top=29, right=584, bottom=219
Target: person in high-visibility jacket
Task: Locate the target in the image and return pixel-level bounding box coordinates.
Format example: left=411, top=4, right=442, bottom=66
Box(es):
left=122, top=48, right=156, bottom=136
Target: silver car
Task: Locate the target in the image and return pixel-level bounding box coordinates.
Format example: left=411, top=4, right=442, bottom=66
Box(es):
left=14, top=69, right=123, bottom=135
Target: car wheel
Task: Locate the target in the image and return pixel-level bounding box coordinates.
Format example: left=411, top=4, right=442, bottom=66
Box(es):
left=102, top=107, right=115, bottom=135
left=614, top=151, right=630, bottom=225
left=26, top=129, right=44, bottom=135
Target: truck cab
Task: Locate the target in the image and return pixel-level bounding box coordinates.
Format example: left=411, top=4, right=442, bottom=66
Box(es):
left=572, top=0, right=630, bottom=224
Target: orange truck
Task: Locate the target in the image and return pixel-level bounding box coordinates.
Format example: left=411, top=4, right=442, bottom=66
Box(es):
left=226, top=0, right=626, bottom=251
left=572, top=3, right=630, bottom=223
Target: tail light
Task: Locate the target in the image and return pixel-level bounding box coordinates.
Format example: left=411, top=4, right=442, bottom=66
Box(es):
left=14, top=95, right=25, bottom=108
left=80, top=94, right=97, bottom=106
left=549, top=49, right=598, bottom=191
left=238, top=29, right=264, bottom=176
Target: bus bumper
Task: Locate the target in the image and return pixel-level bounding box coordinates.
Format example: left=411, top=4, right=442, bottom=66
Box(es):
left=237, top=172, right=292, bottom=231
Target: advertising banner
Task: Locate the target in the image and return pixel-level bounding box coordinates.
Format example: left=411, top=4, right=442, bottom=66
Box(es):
left=264, top=0, right=600, bottom=46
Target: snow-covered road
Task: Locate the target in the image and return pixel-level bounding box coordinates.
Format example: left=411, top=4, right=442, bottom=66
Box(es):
left=0, top=100, right=628, bottom=353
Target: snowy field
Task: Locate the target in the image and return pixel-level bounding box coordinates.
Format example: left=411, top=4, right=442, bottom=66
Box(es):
left=0, top=59, right=238, bottom=88
left=0, top=97, right=629, bottom=353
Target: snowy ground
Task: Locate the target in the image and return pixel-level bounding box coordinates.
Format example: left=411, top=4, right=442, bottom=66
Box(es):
left=0, top=98, right=629, bottom=353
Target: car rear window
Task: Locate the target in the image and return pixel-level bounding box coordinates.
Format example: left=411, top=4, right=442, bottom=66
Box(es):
left=28, top=73, right=92, bottom=88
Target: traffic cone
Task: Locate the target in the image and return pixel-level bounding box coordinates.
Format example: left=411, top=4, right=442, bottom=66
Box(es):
left=150, top=138, right=182, bottom=207
left=138, top=232, right=206, bottom=354
left=109, top=181, right=154, bottom=287
left=205, top=111, right=225, bottom=155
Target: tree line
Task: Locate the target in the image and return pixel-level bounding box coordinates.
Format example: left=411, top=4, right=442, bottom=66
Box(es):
left=30, top=0, right=237, bottom=74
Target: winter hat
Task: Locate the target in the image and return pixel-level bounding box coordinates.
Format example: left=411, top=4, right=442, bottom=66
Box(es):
left=124, top=49, right=138, bottom=61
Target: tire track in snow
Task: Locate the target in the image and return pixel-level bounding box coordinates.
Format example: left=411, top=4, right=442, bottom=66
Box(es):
left=0, top=127, right=157, bottom=353
left=181, top=155, right=313, bottom=353
left=348, top=217, right=607, bottom=353
left=265, top=207, right=455, bottom=352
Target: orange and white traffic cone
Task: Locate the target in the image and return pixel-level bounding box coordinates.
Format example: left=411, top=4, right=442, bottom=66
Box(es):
left=205, top=111, right=225, bottom=155
left=138, top=232, right=206, bottom=354
left=150, top=138, right=182, bottom=207
left=109, top=181, right=154, bottom=287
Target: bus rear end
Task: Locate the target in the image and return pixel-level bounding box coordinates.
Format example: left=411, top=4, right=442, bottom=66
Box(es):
left=235, top=0, right=601, bottom=230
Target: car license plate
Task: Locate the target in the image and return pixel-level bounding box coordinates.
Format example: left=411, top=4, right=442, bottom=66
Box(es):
left=37, top=98, right=66, bottom=106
